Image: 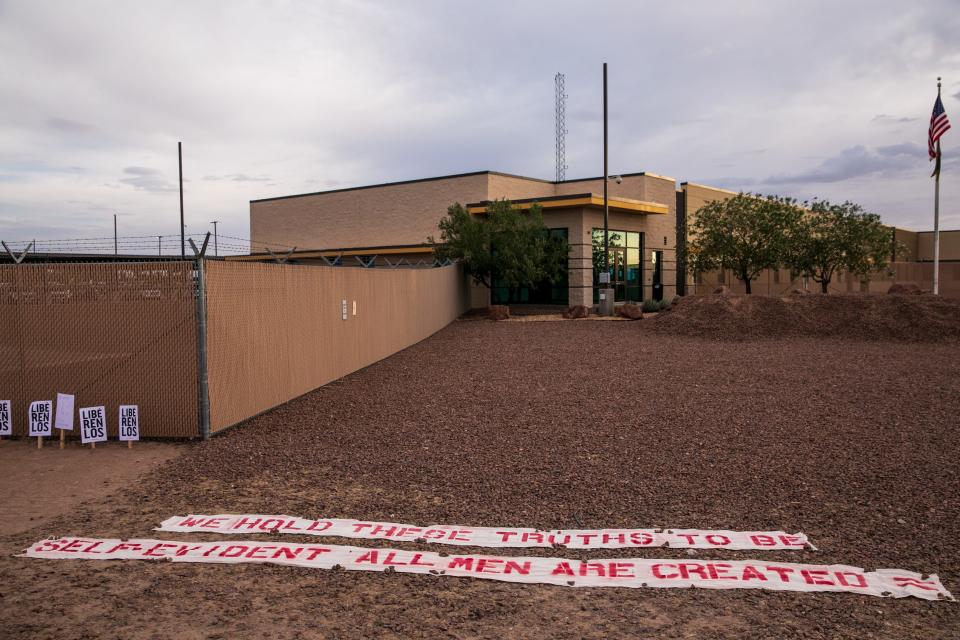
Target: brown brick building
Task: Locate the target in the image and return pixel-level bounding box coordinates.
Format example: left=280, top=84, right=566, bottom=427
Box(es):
left=239, top=170, right=960, bottom=305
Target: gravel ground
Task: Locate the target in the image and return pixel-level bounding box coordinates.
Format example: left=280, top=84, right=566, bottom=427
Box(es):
left=2, top=319, right=959, bottom=639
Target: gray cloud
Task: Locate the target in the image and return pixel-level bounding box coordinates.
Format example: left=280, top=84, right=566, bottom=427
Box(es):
left=119, top=166, right=176, bottom=193
left=203, top=173, right=271, bottom=182
left=45, top=117, right=95, bottom=133
left=872, top=114, right=920, bottom=124
left=764, top=143, right=928, bottom=185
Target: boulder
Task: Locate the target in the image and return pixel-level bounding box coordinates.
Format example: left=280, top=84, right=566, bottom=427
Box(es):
left=617, top=303, right=644, bottom=320
left=887, top=283, right=924, bottom=295
left=712, top=286, right=731, bottom=295
left=561, top=305, right=591, bottom=319
left=488, top=305, right=510, bottom=321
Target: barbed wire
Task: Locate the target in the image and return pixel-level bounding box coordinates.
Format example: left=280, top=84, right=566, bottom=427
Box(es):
left=1, top=232, right=296, bottom=256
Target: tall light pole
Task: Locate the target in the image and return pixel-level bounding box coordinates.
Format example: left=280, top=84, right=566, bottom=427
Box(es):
left=603, top=62, right=609, bottom=277
left=113, top=213, right=118, bottom=255
left=599, top=62, right=614, bottom=315
left=179, top=141, right=185, bottom=258
left=210, top=220, right=219, bottom=256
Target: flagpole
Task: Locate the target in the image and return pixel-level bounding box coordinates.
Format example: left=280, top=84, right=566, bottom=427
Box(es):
left=934, top=141, right=940, bottom=295
left=934, top=78, right=942, bottom=296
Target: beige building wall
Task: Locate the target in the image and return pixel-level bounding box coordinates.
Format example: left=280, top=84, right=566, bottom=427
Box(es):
left=251, top=171, right=679, bottom=308
left=250, top=171, right=679, bottom=253
left=487, top=173, right=556, bottom=201
left=681, top=182, right=739, bottom=214
left=894, top=228, right=919, bottom=262
left=249, top=172, right=491, bottom=251
left=917, top=229, right=960, bottom=261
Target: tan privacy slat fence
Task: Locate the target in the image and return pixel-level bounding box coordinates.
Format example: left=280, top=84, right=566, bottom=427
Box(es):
left=203, top=261, right=469, bottom=434
left=0, top=262, right=199, bottom=437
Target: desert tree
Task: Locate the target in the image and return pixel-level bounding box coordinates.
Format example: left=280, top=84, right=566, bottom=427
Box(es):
left=688, top=193, right=803, bottom=294
left=429, top=199, right=568, bottom=292
left=786, top=200, right=897, bottom=293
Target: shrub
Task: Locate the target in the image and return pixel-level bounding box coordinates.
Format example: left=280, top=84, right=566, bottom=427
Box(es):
left=642, top=299, right=663, bottom=313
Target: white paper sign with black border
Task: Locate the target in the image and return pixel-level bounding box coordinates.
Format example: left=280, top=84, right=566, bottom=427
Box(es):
left=55, top=393, right=75, bottom=431
left=29, top=400, right=53, bottom=437
left=0, top=400, right=11, bottom=436
left=118, top=405, right=139, bottom=441
left=79, top=406, right=108, bottom=444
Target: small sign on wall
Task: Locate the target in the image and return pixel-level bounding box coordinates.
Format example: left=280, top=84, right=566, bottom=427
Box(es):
left=0, top=400, right=11, bottom=436
left=341, top=299, right=347, bottom=320
left=29, top=400, right=53, bottom=437
left=79, top=406, right=108, bottom=444
left=119, top=405, right=140, bottom=442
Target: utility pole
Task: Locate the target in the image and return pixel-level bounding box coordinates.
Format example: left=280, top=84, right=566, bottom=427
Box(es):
left=158, top=235, right=162, bottom=256
left=599, top=62, right=614, bottom=316
left=113, top=213, right=118, bottom=255
left=210, top=220, right=219, bottom=256
left=179, top=141, right=185, bottom=258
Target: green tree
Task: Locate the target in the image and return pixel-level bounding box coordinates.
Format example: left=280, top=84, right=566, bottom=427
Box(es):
left=429, top=199, right=568, bottom=292
left=689, top=193, right=803, bottom=294
left=787, top=200, right=896, bottom=294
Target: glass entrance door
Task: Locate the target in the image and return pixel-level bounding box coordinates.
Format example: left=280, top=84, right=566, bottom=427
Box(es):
left=593, top=229, right=644, bottom=303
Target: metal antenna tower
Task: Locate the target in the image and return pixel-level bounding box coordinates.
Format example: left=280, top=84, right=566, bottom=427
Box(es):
left=554, top=72, right=567, bottom=182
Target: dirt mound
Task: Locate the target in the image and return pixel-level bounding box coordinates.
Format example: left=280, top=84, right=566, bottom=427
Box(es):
left=650, top=293, right=960, bottom=341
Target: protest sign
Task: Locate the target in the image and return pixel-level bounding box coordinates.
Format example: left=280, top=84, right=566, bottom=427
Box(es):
left=79, top=406, right=107, bottom=446
left=0, top=400, right=10, bottom=437
left=55, top=393, right=75, bottom=449
left=20, top=537, right=953, bottom=601
left=29, top=400, right=53, bottom=446
left=118, top=405, right=139, bottom=446
left=157, top=514, right=815, bottom=551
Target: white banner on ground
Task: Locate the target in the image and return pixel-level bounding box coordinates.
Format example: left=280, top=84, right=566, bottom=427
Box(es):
left=0, top=400, right=10, bottom=436
left=157, top=514, right=816, bottom=551
left=79, top=406, right=107, bottom=444
left=55, top=394, right=75, bottom=431
left=29, top=400, right=53, bottom=436
left=19, top=537, right=953, bottom=601
left=118, top=405, right=139, bottom=441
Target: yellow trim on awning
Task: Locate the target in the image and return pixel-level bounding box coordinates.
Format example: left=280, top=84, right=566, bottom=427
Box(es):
left=467, top=194, right=668, bottom=215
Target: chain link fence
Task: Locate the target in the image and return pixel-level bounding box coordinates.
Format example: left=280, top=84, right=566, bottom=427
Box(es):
left=1, top=260, right=468, bottom=438
left=0, top=261, right=199, bottom=437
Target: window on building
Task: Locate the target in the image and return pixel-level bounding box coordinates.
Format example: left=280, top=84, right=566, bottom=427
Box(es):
left=592, top=229, right=643, bottom=302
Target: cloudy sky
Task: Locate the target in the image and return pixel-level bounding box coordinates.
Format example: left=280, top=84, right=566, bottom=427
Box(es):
left=2, top=0, right=959, bottom=254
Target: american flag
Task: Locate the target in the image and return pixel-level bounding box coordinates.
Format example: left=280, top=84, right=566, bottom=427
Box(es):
left=929, top=93, right=951, bottom=160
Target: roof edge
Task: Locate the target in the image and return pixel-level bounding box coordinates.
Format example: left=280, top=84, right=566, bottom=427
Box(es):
left=250, top=169, right=666, bottom=204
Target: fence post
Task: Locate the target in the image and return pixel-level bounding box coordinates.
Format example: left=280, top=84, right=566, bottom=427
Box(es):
left=195, top=257, right=211, bottom=439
